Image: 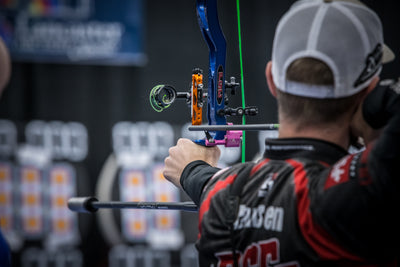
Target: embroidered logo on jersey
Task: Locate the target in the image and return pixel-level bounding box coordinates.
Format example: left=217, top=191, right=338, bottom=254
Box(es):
left=325, top=154, right=360, bottom=190
left=258, top=173, right=277, bottom=197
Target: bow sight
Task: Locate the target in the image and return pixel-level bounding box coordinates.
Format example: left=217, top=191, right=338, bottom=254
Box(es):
left=149, top=70, right=258, bottom=120
left=149, top=69, right=263, bottom=147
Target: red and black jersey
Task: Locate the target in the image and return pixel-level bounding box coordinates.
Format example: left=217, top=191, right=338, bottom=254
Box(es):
left=180, top=84, right=400, bottom=266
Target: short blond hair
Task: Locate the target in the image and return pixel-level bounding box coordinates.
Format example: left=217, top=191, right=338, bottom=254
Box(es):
left=277, top=58, right=362, bottom=126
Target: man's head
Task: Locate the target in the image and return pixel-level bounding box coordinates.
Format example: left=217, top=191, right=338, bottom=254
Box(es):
left=267, top=0, right=393, bottom=127
left=0, top=37, right=11, bottom=96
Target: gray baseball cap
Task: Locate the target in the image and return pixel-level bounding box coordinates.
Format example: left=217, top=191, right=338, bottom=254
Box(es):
left=271, top=0, right=395, bottom=99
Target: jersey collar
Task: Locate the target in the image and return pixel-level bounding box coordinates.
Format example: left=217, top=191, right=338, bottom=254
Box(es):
left=263, top=138, right=349, bottom=165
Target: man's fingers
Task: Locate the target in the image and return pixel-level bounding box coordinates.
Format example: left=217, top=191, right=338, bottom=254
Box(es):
left=163, top=137, right=221, bottom=189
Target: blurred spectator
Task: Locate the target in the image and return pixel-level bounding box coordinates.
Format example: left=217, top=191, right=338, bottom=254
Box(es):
left=0, top=36, right=12, bottom=267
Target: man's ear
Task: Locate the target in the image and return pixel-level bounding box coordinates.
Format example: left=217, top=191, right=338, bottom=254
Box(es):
left=266, top=61, right=277, bottom=98
left=366, top=76, right=380, bottom=94
left=356, top=76, right=380, bottom=105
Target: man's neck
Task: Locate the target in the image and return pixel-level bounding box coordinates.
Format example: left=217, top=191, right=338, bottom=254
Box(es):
left=278, top=121, right=351, bottom=150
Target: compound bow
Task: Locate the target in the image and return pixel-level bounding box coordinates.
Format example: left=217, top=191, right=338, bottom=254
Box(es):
left=150, top=0, right=278, bottom=161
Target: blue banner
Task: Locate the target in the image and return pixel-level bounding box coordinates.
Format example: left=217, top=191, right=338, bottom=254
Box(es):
left=0, top=0, right=146, bottom=66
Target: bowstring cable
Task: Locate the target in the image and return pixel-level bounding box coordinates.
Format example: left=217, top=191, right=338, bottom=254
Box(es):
left=236, top=0, right=246, bottom=163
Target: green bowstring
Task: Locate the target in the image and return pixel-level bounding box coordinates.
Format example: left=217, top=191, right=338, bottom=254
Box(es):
left=236, top=0, right=246, bottom=163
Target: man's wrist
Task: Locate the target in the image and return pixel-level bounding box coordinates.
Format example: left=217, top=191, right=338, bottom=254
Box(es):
left=180, top=160, right=220, bottom=206
left=180, top=160, right=211, bottom=188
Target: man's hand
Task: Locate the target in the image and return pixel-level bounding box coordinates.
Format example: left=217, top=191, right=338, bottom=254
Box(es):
left=350, top=77, right=382, bottom=146
left=163, top=138, right=221, bottom=189
left=351, top=99, right=381, bottom=146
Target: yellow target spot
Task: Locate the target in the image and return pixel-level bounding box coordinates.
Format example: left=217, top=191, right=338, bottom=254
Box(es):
left=54, top=173, right=65, bottom=184
left=54, top=197, right=66, bottom=207
left=0, top=169, right=7, bottom=181
left=25, top=194, right=38, bottom=205
left=158, top=216, right=170, bottom=227
left=26, top=217, right=39, bottom=229
left=0, top=217, right=9, bottom=228
left=132, top=221, right=143, bottom=231
left=158, top=194, right=169, bottom=202
left=24, top=170, right=37, bottom=182
left=158, top=172, right=165, bottom=181
left=130, top=176, right=141, bottom=185
left=55, top=220, right=67, bottom=231
left=0, top=194, right=7, bottom=205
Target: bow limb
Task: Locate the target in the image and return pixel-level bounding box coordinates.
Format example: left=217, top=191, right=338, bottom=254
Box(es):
left=196, top=0, right=227, bottom=144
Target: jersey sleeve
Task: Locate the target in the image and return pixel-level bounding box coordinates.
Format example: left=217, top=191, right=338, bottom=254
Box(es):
left=365, top=81, right=400, bottom=191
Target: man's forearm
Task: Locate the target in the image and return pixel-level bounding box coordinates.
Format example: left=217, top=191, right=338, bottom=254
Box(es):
left=364, top=83, right=400, bottom=188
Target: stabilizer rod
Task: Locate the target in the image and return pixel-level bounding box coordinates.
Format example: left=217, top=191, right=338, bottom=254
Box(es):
left=188, top=124, right=279, bottom=131
left=68, top=197, right=198, bottom=213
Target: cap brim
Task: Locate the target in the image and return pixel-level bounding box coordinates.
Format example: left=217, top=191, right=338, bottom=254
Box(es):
left=383, top=44, right=395, bottom=63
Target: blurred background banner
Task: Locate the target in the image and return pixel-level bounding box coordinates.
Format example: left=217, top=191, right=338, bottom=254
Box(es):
left=0, top=0, right=146, bottom=66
